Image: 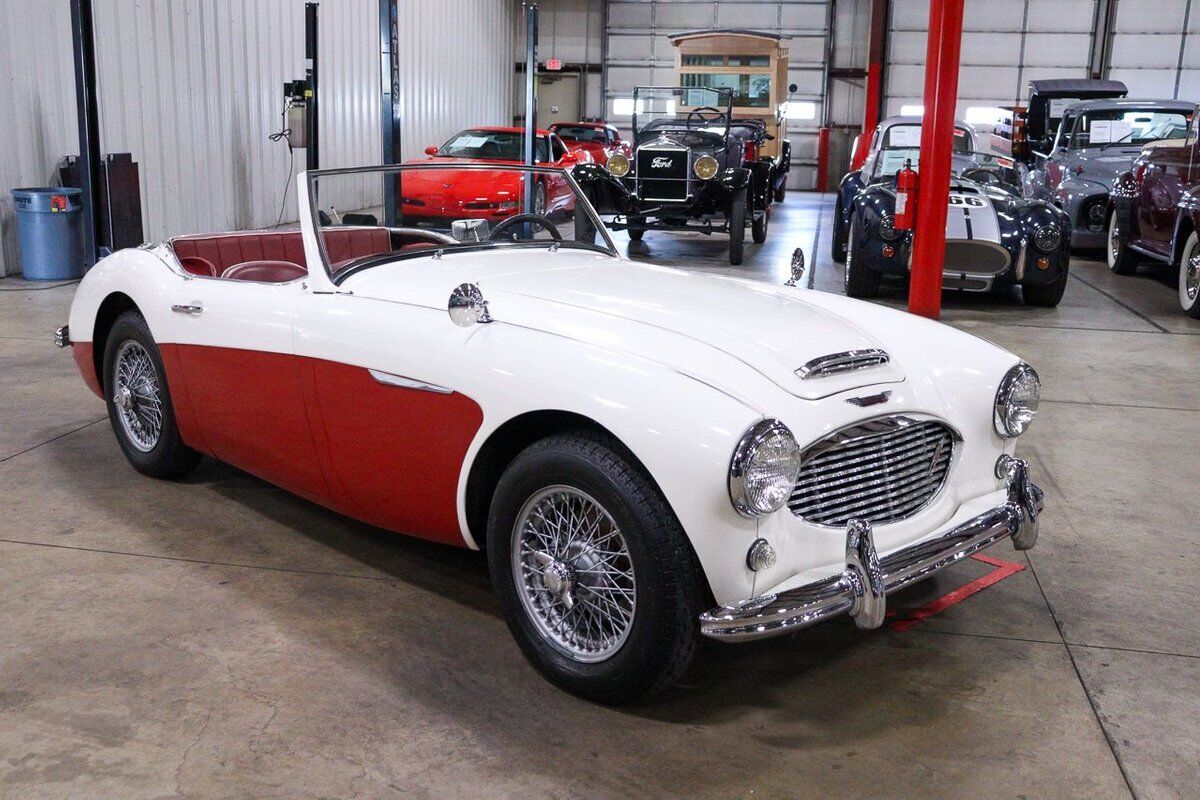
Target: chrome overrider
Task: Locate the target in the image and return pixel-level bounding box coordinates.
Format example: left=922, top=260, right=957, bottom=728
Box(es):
left=699, top=455, right=1043, bottom=641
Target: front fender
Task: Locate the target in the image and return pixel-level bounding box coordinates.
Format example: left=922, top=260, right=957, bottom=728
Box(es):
left=571, top=162, right=633, bottom=214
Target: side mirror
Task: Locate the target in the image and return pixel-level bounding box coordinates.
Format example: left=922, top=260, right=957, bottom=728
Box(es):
left=784, top=247, right=806, bottom=287
left=560, top=151, right=577, bottom=165
left=448, top=283, right=493, bottom=327
left=424, top=145, right=438, bottom=156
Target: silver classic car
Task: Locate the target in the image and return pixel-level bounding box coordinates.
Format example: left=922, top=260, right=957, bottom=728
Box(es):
left=1024, top=98, right=1193, bottom=247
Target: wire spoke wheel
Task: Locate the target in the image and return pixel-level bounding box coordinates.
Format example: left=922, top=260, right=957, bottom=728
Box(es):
left=112, top=340, right=163, bottom=452
left=511, top=485, right=636, bottom=662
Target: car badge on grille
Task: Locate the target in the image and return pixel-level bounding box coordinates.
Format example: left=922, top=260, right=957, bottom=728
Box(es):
left=650, top=156, right=673, bottom=169
left=845, top=390, right=891, bottom=407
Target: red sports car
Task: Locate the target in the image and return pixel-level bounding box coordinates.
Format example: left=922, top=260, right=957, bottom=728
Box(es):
left=548, top=122, right=631, bottom=167
left=401, top=127, right=590, bottom=224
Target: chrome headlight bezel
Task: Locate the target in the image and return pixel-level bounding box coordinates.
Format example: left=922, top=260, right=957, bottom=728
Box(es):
left=994, top=363, right=1041, bottom=438
left=729, top=419, right=803, bottom=518
left=1032, top=223, right=1062, bottom=252
left=607, top=153, right=630, bottom=178
left=694, top=154, right=719, bottom=181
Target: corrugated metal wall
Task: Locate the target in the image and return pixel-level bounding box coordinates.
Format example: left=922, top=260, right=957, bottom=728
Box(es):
left=0, top=0, right=517, bottom=277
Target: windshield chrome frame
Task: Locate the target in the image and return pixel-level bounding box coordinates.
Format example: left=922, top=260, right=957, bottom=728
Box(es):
left=303, top=162, right=618, bottom=284
left=632, top=85, right=733, bottom=141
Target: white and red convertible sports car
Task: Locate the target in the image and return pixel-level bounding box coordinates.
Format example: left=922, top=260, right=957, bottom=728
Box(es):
left=59, top=163, right=1044, bottom=703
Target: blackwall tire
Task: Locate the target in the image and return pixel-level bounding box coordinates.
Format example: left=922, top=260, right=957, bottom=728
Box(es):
left=487, top=432, right=703, bottom=704
left=102, top=311, right=201, bottom=479
left=1179, top=231, right=1200, bottom=318
left=843, top=216, right=881, bottom=298
left=752, top=199, right=769, bottom=244
left=1107, top=210, right=1139, bottom=275
left=1022, top=267, right=1069, bottom=307
left=728, top=187, right=747, bottom=265
left=832, top=197, right=848, bottom=263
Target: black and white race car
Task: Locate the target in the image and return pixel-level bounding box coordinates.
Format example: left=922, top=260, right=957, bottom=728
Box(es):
left=842, top=145, right=1072, bottom=307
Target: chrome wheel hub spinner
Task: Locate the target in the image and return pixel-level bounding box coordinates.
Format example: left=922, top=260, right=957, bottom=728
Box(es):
left=1187, top=254, right=1200, bottom=302
left=511, top=486, right=637, bottom=662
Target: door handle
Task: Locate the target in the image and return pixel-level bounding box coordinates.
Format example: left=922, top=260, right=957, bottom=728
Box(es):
left=171, top=303, right=204, bottom=315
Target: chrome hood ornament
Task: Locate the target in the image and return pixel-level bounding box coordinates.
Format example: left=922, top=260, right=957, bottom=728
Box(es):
left=784, top=247, right=806, bottom=287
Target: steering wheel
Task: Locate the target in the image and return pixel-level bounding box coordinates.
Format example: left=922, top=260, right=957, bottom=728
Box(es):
left=488, top=213, right=562, bottom=242
left=961, top=168, right=1003, bottom=187
left=686, top=106, right=724, bottom=129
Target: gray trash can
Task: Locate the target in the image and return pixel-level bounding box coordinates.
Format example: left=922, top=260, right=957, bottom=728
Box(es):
left=12, top=187, right=86, bottom=280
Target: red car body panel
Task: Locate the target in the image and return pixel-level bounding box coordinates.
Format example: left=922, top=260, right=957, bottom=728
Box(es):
left=548, top=122, right=630, bottom=167
left=402, top=127, right=589, bottom=222
left=144, top=343, right=482, bottom=546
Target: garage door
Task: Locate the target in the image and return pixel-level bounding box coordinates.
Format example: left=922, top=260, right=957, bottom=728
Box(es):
left=604, top=0, right=830, bottom=189
left=885, top=0, right=1096, bottom=116
left=1109, top=0, right=1200, bottom=98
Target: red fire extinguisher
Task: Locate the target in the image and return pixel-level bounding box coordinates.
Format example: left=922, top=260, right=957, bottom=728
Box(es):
left=894, top=159, right=917, bottom=230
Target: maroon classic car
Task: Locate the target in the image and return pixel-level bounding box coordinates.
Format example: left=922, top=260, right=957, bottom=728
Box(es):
left=548, top=122, right=631, bottom=167
left=1110, top=113, right=1200, bottom=318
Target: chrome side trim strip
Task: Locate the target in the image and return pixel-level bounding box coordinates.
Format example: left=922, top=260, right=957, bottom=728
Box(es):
left=368, top=369, right=453, bottom=394
left=699, top=457, right=1043, bottom=641
left=796, top=348, right=890, bottom=379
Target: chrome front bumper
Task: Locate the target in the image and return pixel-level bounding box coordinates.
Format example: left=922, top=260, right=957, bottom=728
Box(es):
left=700, top=456, right=1043, bottom=641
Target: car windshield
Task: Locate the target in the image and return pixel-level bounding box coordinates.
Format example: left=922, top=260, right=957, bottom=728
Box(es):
left=870, top=147, right=1021, bottom=189
left=1069, top=108, right=1191, bottom=148
left=306, top=163, right=616, bottom=282
left=438, top=129, right=549, bottom=162
left=632, top=86, right=731, bottom=138
left=553, top=126, right=609, bottom=143
left=879, top=123, right=974, bottom=153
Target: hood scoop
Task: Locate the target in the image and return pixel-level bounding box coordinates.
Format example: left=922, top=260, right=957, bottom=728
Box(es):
left=797, top=349, right=890, bottom=380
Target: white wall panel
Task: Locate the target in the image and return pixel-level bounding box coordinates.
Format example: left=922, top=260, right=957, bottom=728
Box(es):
left=0, top=0, right=516, bottom=277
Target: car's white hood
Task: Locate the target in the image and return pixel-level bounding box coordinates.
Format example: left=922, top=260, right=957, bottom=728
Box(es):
left=483, top=260, right=906, bottom=400
left=343, top=249, right=909, bottom=401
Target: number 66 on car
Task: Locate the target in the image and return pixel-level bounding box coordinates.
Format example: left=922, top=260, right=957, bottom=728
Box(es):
left=58, top=162, right=1044, bottom=703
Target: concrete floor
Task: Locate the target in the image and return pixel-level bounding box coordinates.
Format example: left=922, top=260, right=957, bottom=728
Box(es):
left=1, top=195, right=1198, bottom=799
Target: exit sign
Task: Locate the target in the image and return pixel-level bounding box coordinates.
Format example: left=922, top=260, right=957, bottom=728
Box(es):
left=546, top=58, right=562, bottom=71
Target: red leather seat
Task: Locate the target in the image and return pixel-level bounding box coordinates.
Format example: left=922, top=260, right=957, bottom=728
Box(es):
left=179, top=256, right=217, bottom=277
left=221, top=260, right=308, bottom=283
left=170, top=228, right=393, bottom=277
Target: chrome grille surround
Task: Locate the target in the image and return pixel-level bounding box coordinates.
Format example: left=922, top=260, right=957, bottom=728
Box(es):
left=788, top=416, right=957, bottom=527
left=796, top=348, right=890, bottom=379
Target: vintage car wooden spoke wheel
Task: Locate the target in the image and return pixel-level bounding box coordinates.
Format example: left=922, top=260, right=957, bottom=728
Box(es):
left=511, top=485, right=637, bottom=662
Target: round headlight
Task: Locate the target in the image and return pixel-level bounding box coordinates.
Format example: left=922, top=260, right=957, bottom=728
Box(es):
left=878, top=215, right=902, bottom=241
left=994, top=363, right=1041, bottom=438
left=729, top=420, right=803, bottom=517
left=694, top=154, right=719, bottom=181
left=607, top=153, right=630, bottom=178
left=1032, top=223, right=1062, bottom=252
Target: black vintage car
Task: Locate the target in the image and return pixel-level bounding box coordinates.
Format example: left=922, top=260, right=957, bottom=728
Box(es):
left=573, top=86, right=785, bottom=265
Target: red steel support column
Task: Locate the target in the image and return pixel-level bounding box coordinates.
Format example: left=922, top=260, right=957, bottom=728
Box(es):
left=908, top=0, right=964, bottom=319
left=851, top=0, right=888, bottom=169
left=816, top=127, right=831, bottom=191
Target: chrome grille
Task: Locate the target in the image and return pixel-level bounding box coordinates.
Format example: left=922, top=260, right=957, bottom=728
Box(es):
left=789, top=417, right=954, bottom=526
